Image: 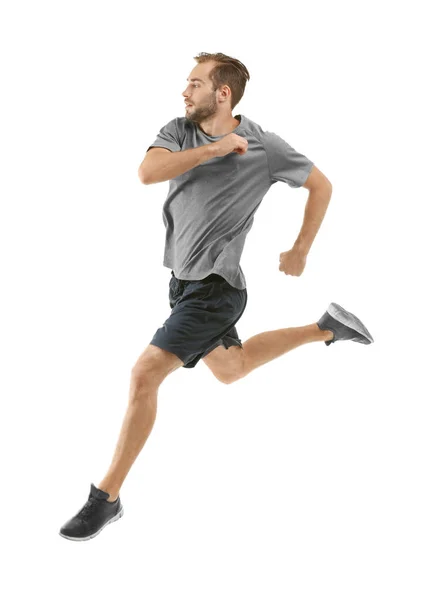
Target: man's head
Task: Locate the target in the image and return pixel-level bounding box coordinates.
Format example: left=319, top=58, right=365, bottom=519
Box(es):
left=182, top=52, right=250, bottom=124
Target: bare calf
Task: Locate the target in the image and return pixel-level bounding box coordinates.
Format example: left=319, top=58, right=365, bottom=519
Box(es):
left=202, top=323, right=333, bottom=384
left=98, top=344, right=183, bottom=501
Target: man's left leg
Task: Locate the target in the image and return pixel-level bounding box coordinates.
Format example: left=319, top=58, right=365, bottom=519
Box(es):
left=202, top=323, right=333, bottom=384
left=203, top=301, right=374, bottom=384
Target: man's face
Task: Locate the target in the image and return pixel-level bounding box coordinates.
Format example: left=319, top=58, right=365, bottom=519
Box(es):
left=182, top=63, right=222, bottom=123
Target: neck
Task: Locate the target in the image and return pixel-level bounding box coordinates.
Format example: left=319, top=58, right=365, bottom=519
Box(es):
left=197, top=114, right=240, bottom=137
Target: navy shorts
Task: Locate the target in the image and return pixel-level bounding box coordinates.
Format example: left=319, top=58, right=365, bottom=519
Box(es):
left=150, top=270, right=248, bottom=369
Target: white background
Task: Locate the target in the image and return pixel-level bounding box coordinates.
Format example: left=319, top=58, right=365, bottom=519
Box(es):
left=1, top=0, right=445, bottom=598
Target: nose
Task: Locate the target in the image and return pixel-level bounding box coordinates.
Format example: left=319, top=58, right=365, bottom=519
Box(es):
left=182, top=84, right=192, bottom=98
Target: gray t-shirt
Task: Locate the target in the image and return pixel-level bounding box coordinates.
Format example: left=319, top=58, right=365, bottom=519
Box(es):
left=147, top=114, right=314, bottom=289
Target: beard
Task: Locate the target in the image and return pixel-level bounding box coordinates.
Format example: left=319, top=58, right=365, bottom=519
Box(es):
left=185, top=96, right=218, bottom=124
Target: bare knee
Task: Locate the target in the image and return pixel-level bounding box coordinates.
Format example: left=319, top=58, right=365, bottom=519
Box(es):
left=219, top=373, right=239, bottom=385
left=131, top=343, right=183, bottom=388
left=220, top=365, right=244, bottom=385
left=203, top=345, right=244, bottom=385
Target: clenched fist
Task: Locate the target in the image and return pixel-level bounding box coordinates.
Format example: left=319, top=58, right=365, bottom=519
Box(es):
left=279, top=248, right=307, bottom=277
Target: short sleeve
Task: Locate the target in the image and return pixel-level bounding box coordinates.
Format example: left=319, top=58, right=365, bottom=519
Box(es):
left=263, top=131, right=314, bottom=188
left=147, top=118, right=181, bottom=153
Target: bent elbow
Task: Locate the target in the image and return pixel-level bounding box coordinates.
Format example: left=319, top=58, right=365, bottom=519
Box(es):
left=138, top=167, right=151, bottom=185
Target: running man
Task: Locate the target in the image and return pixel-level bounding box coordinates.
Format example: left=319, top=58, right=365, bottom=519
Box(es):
left=59, top=52, right=373, bottom=542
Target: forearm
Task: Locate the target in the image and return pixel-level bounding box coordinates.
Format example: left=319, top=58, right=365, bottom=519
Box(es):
left=142, top=144, right=217, bottom=184
left=293, top=184, right=332, bottom=254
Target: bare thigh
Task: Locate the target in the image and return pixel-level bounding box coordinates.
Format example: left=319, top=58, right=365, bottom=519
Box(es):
left=132, top=343, right=184, bottom=386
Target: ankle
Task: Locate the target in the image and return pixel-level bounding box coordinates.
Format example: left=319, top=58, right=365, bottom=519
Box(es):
left=97, top=482, right=120, bottom=502
left=316, top=325, right=334, bottom=342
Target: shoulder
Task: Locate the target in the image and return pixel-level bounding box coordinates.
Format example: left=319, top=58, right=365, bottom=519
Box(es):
left=238, top=115, right=264, bottom=141
left=242, top=118, right=291, bottom=152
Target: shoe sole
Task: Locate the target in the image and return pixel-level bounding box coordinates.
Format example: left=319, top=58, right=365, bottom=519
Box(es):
left=59, top=507, right=124, bottom=542
left=327, top=302, right=374, bottom=344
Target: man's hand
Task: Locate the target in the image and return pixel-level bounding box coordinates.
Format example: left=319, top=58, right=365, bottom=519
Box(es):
left=211, top=133, right=248, bottom=157
left=279, top=247, right=307, bottom=277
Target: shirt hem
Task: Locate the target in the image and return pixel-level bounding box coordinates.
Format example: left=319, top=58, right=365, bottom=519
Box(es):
left=164, top=263, right=246, bottom=290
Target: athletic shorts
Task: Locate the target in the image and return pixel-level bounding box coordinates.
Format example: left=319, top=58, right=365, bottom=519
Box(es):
left=150, top=270, right=248, bottom=369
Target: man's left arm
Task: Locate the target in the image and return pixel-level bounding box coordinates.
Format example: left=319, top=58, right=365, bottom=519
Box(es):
left=279, top=165, right=332, bottom=276
left=294, top=165, right=332, bottom=253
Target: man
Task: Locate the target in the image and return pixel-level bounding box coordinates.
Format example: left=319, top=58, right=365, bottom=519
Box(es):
left=59, top=53, right=373, bottom=542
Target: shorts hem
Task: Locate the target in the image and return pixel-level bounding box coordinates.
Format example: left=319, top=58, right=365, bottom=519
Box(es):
left=149, top=341, right=186, bottom=366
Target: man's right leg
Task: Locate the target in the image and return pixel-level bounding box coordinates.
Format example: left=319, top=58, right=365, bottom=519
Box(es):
left=97, top=344, right=183, bottom=501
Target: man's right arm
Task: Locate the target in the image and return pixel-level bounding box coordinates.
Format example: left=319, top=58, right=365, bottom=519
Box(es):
left=138, top=144, right=218, bottom=185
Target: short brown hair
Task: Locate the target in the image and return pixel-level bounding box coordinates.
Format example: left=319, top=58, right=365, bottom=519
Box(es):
left=193, top=52, right=250, bottom=111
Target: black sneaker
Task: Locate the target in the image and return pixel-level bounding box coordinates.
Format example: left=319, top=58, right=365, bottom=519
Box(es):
left=59, top=483, right=124, bottom=541
left=317, top=302, right=374, bottom=346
